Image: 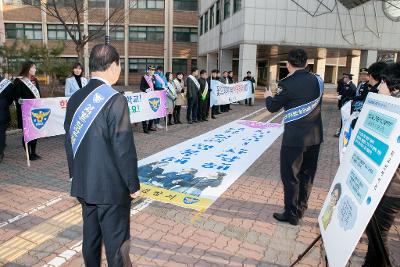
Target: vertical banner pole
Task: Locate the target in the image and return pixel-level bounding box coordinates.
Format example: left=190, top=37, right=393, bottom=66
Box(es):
left=25, top=142, right=30, bottom=167
left=165, top=116, right=168, bottom=132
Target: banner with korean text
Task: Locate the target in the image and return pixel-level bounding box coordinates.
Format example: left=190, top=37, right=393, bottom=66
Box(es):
left=318, top=93, right=400, bottom=267
left=210, top=80, right=253, bottom=106
left=21, top=91, right=167, bottom=143
left=138, top=119, right=284, bottom=211
left=124, top=90, right=167, bottom=123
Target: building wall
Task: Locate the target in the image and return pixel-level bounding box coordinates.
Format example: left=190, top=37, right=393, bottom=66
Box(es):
left=0, top=1, right=199, bottom=86
left=199, top=0, right=400, bottom=55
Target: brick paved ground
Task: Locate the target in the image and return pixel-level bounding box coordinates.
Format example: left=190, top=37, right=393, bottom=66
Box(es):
left=0, top=87, right=399, bottom=267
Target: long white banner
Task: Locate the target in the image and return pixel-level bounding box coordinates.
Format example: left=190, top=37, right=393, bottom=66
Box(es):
left=138, top=119, right=283, bottom=211
left=319, top=93, right=400, bottom=267
left=210, top=80, right=253, bottom=106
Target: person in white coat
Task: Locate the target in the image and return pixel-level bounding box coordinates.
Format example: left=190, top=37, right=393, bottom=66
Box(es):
left=65, top=62, right=88, bottom=97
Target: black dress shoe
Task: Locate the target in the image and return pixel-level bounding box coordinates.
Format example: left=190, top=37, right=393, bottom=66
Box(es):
left=273, top=212, right=299, bottom=226
left=203, top=118, right=208, bottom=121
left=188, top=121, right=193, bottom=124
left=211, top=115, right=216, bottom=119
left=148, top=127, right=157, bottom=131
left=216, top=112, right=222, bottom=115
left=30, top=154, right=42, bottom=161
left=177, top=121, right=182, bottom=124
left=193, top=120, right=198, bottom=123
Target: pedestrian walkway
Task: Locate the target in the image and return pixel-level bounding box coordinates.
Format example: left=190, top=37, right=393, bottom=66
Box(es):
left=0, top=96, right=398, bottom=267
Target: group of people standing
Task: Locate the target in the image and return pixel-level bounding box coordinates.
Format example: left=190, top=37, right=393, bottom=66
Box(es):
left=139, top=65, right=256, bottom=133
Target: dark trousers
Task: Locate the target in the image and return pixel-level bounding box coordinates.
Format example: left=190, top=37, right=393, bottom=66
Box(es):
left=22, top=137, right=37, bottom=155
left=187, top=97, right=198, bottom=122
left=173, top=105, right=181, bottom=123
left=364, top=196, right=400, bottom=267
left=280, top=144, right=320, bottom=218
left=199, top=100, right=208, bottom=120
left=142, top=120, right=153, bottom=131
left=245, top=98, right=252, bottom=105
left=0, top=122, right=6, bottom=155
left=80, top=200, right=131, bottom=267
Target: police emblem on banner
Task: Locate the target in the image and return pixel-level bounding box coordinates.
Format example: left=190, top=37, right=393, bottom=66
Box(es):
left=183, top=196, right=200, bottom=205
left=31, top=108, right=51, bottom=129
left=148, top=97, right=161, bottom=112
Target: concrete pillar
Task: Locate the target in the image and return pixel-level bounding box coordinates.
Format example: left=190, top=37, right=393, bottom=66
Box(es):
left=219, top=49, right=233, bottom=72
left=163, top=0, right=173, bottom=71
left=313, top=48, right=327, bottom=79
left=238, top=44, right=257, bottom=82
left=268, top=46, right=279, bottom=92
left=0, top=0, right=5, bottom=44
left=360, top=50, right=378, bottom=69
left=207, top=53, right=218, bottom=72
left=345, top=50, right=361, bottom=83
left=124, top=0, right=129, bottom=86
left=197, top=56, right=207, bottom=70
left=331, top=56, right=340, bottom=85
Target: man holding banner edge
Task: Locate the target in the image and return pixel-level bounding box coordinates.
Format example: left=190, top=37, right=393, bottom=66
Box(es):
left=64, top=44, right=140, bottom=267
left=265, top=48, right=324, bottom=225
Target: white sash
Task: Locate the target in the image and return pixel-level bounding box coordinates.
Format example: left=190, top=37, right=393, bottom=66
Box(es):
left=0, top=78, right=11, bottom=95
left=188, top=75, right=200, bottom=89
left=18, top=77, right=40, bottom=99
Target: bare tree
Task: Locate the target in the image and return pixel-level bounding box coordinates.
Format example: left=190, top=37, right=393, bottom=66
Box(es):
left=27, top=0, right=129, bottom=65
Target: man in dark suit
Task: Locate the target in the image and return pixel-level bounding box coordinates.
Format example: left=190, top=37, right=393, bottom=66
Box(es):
left=0, top=76, right=14, bottom=163
left=265, top=49, right=323, bottom=225
left=198, top=70, right=209, bottom=122
left=140, top=65, right=157, bottom=133
left=186, top=67, right=200, bottom=124
left=64, top=44, right=141, bottom=266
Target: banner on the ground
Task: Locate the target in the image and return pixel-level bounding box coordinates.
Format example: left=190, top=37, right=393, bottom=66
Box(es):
left=124, top=90, right=167, bottom=123
left=210, top=80, right=253, bottom=106
left=319, top=93, right=400, bottom=267
left=21, top=91, right=167, bottom=143
left=22, top=97, right=68, bottom=143
left=138, top=120, right=283, bottom=211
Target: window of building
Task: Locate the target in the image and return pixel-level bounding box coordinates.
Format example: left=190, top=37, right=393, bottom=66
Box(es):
left=173, top=27, right=197, bottom=42
left=129, top=26, right=164, bottom=41
left=204, top=11, right=209, bottom=33
left=209, top=5, right=215, bottom=29
left=199, top=16, right=203, bottom=35
left=216, top=0, right=221, bottom=24
left=48, top=24, right=68, bottom=40
left=5, top=23, right=42, bottom=40
left=4, top=0, right=40, bottom=6
left=89, top=25, right=106, bottom=39
left=233, top=0, right=241, bottom=13
left=110, top=26, right=125, bottom=40
left=191, top=59, right=197, bottom=69
left=89, top=0, right=124, bottom=8
left=130, top=0, right=164, bottom=9
left=224, top=0, right=230, bottom=19
left=173, top=0, right=197, bottom=11
left=172, top=59, right=187, bottom=74
left=129, top=58, right=164, bottom=73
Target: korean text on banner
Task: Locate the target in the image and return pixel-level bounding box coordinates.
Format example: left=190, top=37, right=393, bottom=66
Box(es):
left=318, top=93, right=400, bottom=267
left=210, top=80, right=253, bottom=106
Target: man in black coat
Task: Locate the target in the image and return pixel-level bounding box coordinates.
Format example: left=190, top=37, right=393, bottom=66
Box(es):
left=198, top=70, right=209, bottom=122
left=243, top=71, right=256, bottom=106
left=0, top=76, right=14, bottom=163
left=186, top=67, right=200, bottom=124
left=265, top=49, right=323, bottom=225
left=64, top=44, right=141, bottom=267
left=351, top=68, right=370, bottom=113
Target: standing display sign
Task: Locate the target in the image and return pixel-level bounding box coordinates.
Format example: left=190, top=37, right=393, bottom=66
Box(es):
left=318, top=93, right=400, bottom=267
